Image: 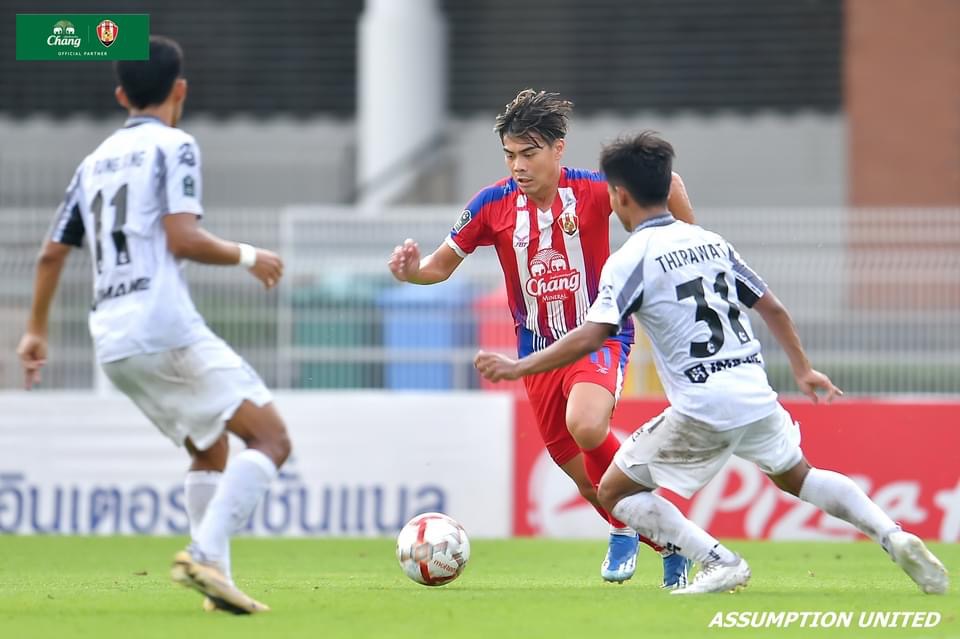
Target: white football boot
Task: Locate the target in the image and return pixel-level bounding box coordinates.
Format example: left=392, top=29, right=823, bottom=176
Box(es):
left=171, top=549, right=270, bottom=614
left=671, top=555, right=751, bottom=595
left=885, top=531, right=949, bottom=594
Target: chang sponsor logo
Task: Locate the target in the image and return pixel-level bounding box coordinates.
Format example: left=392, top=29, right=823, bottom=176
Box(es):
left=525, top=249, right=581, bottom=302
left=47, top=20, right=81, bottom=48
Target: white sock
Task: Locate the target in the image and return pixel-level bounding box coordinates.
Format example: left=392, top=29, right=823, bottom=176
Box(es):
left=185, top=471, right=221, bottom=537
left=192, top=450, right=277, bottom=569
left=798, top=468, right=900, bottom=544
left=610, top=525, right=635, bottom=536
left=184, top=470, right=231, bottom=579
left=612, top=492, right=737, bottom=565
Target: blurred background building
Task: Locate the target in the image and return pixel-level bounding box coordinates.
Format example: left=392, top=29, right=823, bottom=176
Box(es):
left=0, top=0, right=957, bottom=394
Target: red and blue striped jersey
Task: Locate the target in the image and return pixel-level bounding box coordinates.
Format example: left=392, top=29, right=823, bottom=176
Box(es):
left=446, top=167, right=634, bottom=357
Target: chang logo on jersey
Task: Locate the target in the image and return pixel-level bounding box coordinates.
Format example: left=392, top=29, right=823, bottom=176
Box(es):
left=47, top=20, right=81, bottom=48
left=525, top=248, right=581, bottom=302
left=96, top=20, right=118, bottom=48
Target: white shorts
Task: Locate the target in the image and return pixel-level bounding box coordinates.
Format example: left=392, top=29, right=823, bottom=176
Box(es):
left=613, top=404, right=803, bottom=498
left=102, top=336, right=272, bottom=451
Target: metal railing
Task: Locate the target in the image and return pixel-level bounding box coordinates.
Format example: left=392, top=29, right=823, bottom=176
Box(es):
left=2, top=206, right=957, bottom=395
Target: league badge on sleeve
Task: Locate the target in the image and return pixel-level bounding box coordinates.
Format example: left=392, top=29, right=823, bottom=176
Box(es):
left=453, top=209, right=472, bottom=233
left=177, top=143, right=196, bottom=167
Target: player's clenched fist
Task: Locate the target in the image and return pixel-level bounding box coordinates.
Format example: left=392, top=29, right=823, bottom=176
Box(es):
left=388, top=238, right=421, bottom=282
left=474, top=350, right=521, bottom=382
left=249, top=248, right=283, bottom=289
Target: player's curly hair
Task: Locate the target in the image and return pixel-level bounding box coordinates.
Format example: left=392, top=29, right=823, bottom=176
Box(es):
left=494, top=89, right=573, bottom=147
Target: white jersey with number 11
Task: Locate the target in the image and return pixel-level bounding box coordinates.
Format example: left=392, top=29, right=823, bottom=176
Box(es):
left=49, top=115, right=215, bottom=363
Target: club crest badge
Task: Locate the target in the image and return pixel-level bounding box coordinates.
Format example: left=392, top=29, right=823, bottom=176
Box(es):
left=97, top=20, right=118, bottom=48
left=559, top=210, right=578, bottom=236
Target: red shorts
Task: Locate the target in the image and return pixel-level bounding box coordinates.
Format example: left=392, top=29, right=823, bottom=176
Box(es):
left=522, top=339, right=630, bottom=466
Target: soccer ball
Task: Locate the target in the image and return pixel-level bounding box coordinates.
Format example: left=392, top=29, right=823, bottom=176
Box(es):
left=396, top=512, right=470, bottom=586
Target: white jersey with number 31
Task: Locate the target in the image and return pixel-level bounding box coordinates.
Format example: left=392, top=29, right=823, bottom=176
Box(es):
left=49, top=115, right=215, bottom=363
left=586, top=214, right=779, bottom=430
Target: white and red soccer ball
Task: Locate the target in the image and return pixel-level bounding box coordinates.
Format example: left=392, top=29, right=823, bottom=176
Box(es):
left=396, top=512, right=470, bottom=586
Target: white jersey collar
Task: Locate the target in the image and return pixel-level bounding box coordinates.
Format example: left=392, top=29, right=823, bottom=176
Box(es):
left=123, top=115, right=165, bottom=128
left=634, top=213, right=675, bottom=233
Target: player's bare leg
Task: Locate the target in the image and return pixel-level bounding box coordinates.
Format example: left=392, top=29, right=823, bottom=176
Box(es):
left=557, top=453, right=605, bottom=513
left=566, top=382, right=689, bottom=585
left=171, top=400, right=291, bottom=613
left=598, top=464, right=749, bottom=595
left=771, top=458, right=948, bottom=594
left=187, top=434, right=228, bottom=472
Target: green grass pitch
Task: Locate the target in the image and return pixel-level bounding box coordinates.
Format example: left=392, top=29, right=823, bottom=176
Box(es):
left=0, top=537, right=956, bottom=639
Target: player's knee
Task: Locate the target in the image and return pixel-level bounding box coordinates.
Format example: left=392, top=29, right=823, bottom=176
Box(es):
left=247, top=421, right=292, bottom=467
left=566, top=415, right=607, bottom=449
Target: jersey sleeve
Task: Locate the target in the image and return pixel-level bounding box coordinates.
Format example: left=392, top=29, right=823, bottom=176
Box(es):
left=588, top=173, right=612, bottom=217
left=445, top=186, right=497, bottom=258
left=585, top=251, right=643, bottom=328
left=565, top=168, right=612, bottom=218
left=160, top=134, right=203, bottom=217
left=49, top=164, right=85, bottom=247
left=727, top=242, right=768, bottom=307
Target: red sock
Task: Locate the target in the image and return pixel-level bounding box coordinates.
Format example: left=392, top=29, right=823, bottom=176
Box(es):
left=581, top=431, right=664, bottom=553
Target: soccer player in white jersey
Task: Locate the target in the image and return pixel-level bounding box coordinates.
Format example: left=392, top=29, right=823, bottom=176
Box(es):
left=476, top=131, right=949, bottom=595
left=16, top=36, right=291, bottom=613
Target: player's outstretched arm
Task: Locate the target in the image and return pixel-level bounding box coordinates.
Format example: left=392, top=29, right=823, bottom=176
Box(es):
left=17, top=240, right=72, bottom=389
left=163, top=213, right=282, bottom=289
left=667, top=172, right=695, bottom=224
left=388, top=239, right=463, bottom=285
left=475, top=321, right=613, bottom=382
left=753, top=290, right=842, bottom=403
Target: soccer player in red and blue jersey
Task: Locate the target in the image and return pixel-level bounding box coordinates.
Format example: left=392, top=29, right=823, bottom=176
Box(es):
left=388, top=90, right=695, bottom=585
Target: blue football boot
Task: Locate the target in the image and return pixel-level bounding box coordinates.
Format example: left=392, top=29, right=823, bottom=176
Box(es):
left=601, top=532, right=639, bottom=583
left=660, top=550, right=693, bottom=589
